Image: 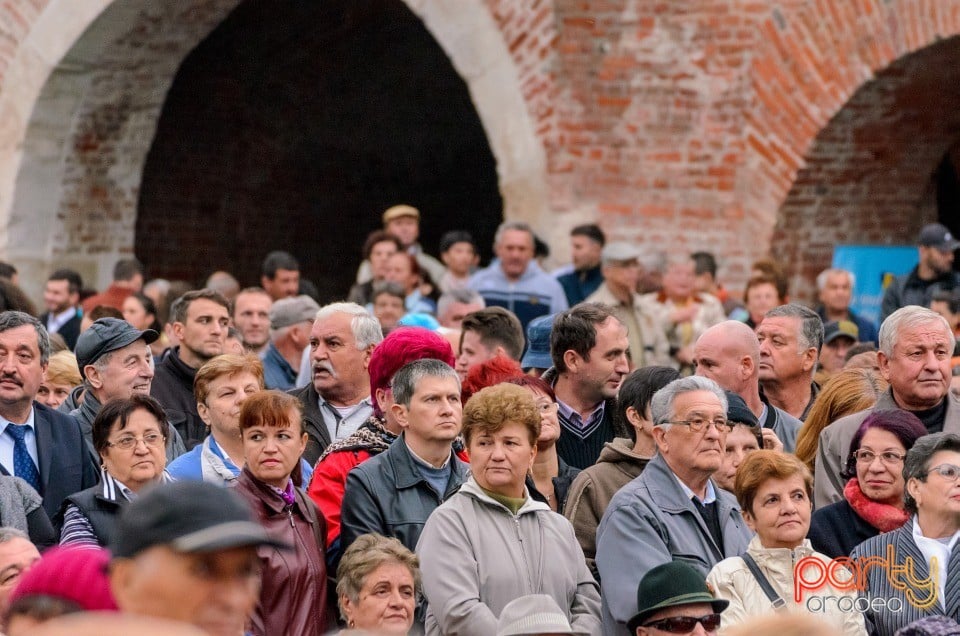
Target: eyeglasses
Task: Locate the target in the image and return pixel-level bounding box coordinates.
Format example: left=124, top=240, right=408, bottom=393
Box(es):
left=927, top=464, right=960, bottom=482
left=106, top=432, right=165, bottom=451
left=853, top=450, right=906, bottom=465
left=642, top=613, right=722, bottom=633
left=667, top=417, right=734, bottom=433
left=536, top=401, right=559, bottom=415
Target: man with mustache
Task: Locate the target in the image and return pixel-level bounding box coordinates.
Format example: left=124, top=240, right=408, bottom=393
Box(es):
left=0, top=311, right=97, bottom=522
left=291, top=302, right=383, bottom=465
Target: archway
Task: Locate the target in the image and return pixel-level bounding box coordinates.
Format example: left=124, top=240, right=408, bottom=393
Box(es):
left=772, top=35, right=960, bottom=301
left=136, top=0, right=502, bottom=301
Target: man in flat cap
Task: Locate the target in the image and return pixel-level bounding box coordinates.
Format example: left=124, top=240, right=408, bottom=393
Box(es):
left=881, top=222, right=960, bottom=323
left=109, top=481, right=285, bottom=636
left=356, top=204, right=446, bottom=287
left=72, top=317, right=185, bottom=462
left=587, top=242, right=672, bottom=369
left=260, top=295, right=320, bottom=391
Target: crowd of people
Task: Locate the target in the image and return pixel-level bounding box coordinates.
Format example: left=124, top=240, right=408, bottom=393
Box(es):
left=0, top=208, right=956, bottom=635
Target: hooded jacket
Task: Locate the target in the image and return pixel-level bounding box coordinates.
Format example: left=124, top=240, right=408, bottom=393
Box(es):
left=563, top=437, right=652, bottom=579
left=417, top=476, right=601, bottom=636
left=706, top=535, right=865, bottom=636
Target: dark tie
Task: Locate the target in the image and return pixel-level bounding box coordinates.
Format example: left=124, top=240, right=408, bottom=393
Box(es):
left=6, top=425, right=40, bottom=494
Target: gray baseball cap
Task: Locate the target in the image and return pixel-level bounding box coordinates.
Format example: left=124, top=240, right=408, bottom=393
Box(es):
left=75, top=318, right=158, bottom=378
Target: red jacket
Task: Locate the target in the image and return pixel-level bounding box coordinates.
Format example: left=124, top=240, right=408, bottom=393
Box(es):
left=307, top=445, right=471, bottom=551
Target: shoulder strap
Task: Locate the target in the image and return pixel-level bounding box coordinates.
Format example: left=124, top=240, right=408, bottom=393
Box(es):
left=740, top=553, right=787, bottom=612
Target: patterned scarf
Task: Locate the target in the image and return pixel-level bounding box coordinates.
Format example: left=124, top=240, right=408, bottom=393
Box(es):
left=844, top=477, right=910, bottom=532
left=317, top=415, right=396, bottom=463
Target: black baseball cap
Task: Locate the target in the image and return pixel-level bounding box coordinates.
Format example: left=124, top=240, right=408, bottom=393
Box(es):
left=111, top=481, right=288, bottom=559
left=75, top=318, right=158, bottom=378
left=724, top=391, right=759, bottom=428
left=919, top=223, right=960, bottom=251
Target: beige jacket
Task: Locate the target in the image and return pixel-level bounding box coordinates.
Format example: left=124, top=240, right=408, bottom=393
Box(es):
left=586, top=283, right=672, bottom=369
left=706, top=536, right=866, bottom=636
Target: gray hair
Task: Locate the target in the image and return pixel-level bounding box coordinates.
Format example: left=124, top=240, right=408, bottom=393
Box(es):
left=315, top=302, right=384, bottom=351
left=437, top=289, right=485, bottom=319
left=0, top=527, right=28, bottom=544
left=371, top=281, right=406, bottom=303
left=903, top=432, right=960, bottom=514
left=336, top=533, right=421, bottom=620
left=493, top=221, right=535, bottom=248
left=391, top=359, right=459, bottom=408
left=765, top=303, right=824, bottom=353
left=816, top=268, right=855, bottom=292
left=0, top=311, right=50, bottom=365
left=879, top=305, right=956, bottom=358
left=650, top=376, right=728, bottom=429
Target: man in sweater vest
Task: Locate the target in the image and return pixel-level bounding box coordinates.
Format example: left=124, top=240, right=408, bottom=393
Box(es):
left=549, top=303, right=630, bottom=469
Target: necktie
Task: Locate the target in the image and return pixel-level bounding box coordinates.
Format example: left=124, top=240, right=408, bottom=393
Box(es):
left=6, top=425, right=40, bottom=494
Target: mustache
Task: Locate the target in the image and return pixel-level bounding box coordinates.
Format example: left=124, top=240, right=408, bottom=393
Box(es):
left=313, top=362, right=337, bottom=377
left=0, top=373, right=21, bottom=386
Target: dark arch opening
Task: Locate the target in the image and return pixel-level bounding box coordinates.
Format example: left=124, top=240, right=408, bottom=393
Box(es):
left=136, top=0, right=502, bottom=301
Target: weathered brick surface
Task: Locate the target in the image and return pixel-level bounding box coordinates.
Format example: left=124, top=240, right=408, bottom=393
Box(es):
left=1, top=0, right=960, bottom=298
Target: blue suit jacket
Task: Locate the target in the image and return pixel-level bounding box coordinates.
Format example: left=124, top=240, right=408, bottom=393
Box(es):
left=0, top=402, right=99, bottom=522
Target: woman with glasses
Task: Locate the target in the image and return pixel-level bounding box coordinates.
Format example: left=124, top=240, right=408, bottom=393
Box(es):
left=505, top=376, right=580, bottom=513
left=851, top=432, right=960, bottom=636
left=706, top=450, right=865, bottom=635
left=808, top=410, right=927, bottom=559
left=417, top=383, right=601, bottom=635
left=58, top=395, right=173, bottom=547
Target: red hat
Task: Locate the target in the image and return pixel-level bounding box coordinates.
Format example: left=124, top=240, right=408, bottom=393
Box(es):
left=8, top=546, right=118, bottom=612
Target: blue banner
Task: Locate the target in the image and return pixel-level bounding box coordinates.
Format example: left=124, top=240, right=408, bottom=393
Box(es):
left=832, top=246, right=917, bottom=326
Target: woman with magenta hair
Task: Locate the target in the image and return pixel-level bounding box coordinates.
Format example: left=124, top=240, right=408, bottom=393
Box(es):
left=808, top=409, right=927, bottom=558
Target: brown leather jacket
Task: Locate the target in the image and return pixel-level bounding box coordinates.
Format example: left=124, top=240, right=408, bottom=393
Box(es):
left=235, top=467, right=330, bottom=635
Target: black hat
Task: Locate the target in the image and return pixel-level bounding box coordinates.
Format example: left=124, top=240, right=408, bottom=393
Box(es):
left=111, top=481, right=288, bottom=559
left=823, top=320, right=859, bottom=345
left=74, top=318, right=159, bottom=379
left=626, top=562, right=729, bottom=633
left=919, top=223, right=960, bottom=251
left=724, top=390, right=759, bottom=428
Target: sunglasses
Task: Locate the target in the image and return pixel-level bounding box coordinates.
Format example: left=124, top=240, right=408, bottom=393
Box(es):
left=642, top=613, right=722, bottom=633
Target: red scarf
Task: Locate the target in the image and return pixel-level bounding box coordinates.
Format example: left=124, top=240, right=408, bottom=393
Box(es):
left=844, top=478, right=910, bottom=532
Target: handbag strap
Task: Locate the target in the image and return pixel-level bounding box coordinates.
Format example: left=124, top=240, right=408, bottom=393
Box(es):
left=740, top=553, right=787, bottom=611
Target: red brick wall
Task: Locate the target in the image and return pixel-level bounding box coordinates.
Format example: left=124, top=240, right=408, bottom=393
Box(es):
left=5, top=0, right=960, bottom=299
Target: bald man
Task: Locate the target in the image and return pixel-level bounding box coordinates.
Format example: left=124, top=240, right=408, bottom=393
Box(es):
left=692, top=320, right=799, bottom=452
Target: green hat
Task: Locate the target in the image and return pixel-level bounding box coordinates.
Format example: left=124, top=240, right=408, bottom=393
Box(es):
left=626, top=562, right=729, bottom=633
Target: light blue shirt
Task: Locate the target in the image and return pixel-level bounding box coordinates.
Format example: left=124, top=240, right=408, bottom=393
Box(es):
left=0, top=408, right=39, bottom=475
left=674, top=471, right=717, bottom=504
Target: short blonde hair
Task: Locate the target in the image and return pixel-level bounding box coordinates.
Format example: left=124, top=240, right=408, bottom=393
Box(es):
left=336, top=533, right=420, bottom=620
left=45, top=351, right=81, bottom=388
left=193, top=354, right=264, bottom=405
left=734, top=450, right=812, bottom=516
left=462, top=383, right=540, bottom=446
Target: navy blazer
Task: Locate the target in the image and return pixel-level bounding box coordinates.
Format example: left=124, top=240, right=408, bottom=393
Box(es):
left=39, top=311, right=82, bottom=351
left=0, top=402, right=99, bottom=521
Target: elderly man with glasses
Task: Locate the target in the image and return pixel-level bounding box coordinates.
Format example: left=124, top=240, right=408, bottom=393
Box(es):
left=596, top=376, right=752, bottom=636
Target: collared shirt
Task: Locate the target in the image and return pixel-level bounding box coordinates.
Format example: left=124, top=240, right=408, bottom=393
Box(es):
left=912, top=515, right=960, bottom=606
left=46, top=307, right=77, bottom=335
left=556, top=398, right=605, bottom=440
left=407, top=443, right=452, bottom=470
left=317, top=395, right=374, bottom=443
left=673, top=471, right=717, bottom=504
left=0, top=408, right=38, bottom=475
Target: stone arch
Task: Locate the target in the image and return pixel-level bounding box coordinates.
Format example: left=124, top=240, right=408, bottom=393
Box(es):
left=744, top=1, right=960, bottom=300
left=2, top=0, right=546, bottom=295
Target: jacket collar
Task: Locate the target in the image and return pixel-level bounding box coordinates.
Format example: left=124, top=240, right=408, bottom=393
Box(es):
left=239, top=466, right=303, bottom=515
left=643, top=454, right=740, bottom=555
left=746, top=534, right=814, bottom=568
left=388, top=434, right=468, bottom=494
left=296, top=382, right=332, bottom=448
left=161, top=347, right=198, bottom=383
left=459, top=475, right=551, bottom=516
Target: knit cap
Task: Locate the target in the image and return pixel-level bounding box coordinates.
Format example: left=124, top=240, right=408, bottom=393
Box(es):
left=8, top=546, right=118, bottom=611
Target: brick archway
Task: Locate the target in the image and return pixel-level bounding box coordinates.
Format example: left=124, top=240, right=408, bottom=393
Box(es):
left=744, top=2, right=960, bottom=301
left=1, top=0, right=546, bottom=295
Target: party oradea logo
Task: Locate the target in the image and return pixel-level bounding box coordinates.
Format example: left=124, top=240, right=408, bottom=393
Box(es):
left=793, top=545, right=937, bottom=614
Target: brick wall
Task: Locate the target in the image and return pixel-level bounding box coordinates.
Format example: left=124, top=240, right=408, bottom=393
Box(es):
left=2, top=0, right=960, bottom=299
